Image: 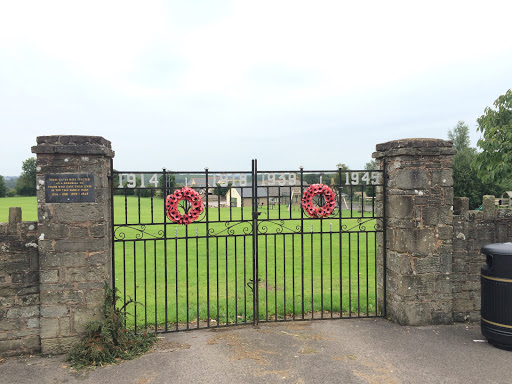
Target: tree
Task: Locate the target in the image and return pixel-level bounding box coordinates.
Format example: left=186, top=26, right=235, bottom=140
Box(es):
left=331, top=163, right=349, bottom=185
left=158, top=173, right=176, bottom=196
left=214, top=182, right=232, bottom=196
left=15, top=157, right=37, bottom=196
left=304, top=174, right=320, bottom=185
left=449, top=121, right=510, bottom=209
left=448, top=121, right=471, bottom=151
left=474, top=89, right=512, bottom=182
left=364, top=160, right=377, bottom=171
left=0, top=175, right=6, bottom=197
left=363, top=160, right=378, bottom=197
left=4, top=177, right=17, bottom=190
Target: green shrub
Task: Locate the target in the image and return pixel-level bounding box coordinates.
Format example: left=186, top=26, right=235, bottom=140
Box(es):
left=67, top=284, right=157, bottom=370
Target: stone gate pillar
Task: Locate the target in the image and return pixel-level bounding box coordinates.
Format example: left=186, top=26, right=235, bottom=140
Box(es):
left=32, top=136, right=114, bottom=354
left=373, top=139, right=455, bottom=325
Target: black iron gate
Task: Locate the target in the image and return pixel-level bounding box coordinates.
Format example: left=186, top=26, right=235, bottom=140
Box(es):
left=111, top=160, right=386, bottom=332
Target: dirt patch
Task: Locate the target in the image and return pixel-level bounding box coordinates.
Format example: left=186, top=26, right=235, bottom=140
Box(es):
left=253, top=369, right=292, bottom=379
left=134, top=373, right=157, bottom=384
left=332, top=353, right=398, bottom=384
left=286, top=322, right=309, bottom=331
left=279, top=329, right=330, bottom=340
left=206, top=333, right=277, bottom=365
left=353, top=363, right=398, bottom=384
left=298, top=346, right=317, bottom=354
left=261, top=282, right=283, bottom=291
left=154, top=340, right=191, bottom=353
left=333, top=355, right=358, bottom=361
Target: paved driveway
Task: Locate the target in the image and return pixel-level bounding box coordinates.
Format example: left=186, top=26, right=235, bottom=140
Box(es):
left=1, top=318, right=510, bottom=383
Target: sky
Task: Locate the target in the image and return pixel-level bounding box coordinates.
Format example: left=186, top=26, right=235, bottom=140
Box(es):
left=1, top=0, right=512, bottom=176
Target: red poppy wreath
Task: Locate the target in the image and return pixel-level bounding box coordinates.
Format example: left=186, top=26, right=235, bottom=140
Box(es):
left=301, top=184, right=336, bottom=218
left=165, top=187, right=204, bottom=224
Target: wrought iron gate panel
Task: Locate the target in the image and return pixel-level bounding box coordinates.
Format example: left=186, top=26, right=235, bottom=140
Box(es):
left=112, top=160, right=385, bottom=333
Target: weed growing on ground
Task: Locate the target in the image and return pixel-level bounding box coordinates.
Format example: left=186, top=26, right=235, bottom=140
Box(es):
left=67, top=284, right=157, bottom=370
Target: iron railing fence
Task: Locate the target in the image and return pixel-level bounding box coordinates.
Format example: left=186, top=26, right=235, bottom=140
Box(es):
left=111, top=160, right=386, bottom=333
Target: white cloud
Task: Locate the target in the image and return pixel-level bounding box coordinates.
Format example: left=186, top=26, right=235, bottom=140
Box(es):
left=1, top=0, right=512, bottom=175
left=0, top=1, right=168, bottom=81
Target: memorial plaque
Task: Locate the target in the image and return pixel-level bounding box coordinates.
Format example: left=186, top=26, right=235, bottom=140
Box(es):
left=45, top=174, right=95, bottom=203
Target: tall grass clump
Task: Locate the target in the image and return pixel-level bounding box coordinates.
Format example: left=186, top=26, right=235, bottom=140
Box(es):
left=68, top=284, right=157, bottom=370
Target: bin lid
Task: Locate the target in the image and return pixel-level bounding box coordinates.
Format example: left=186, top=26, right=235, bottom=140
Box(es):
left=481, top=242, right=512, bottom=256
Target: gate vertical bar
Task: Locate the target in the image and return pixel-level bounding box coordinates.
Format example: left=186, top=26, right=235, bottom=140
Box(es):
left=205, top=168, right=210, bottom=327
left=252, top=159, right=259, bottom=325
left=299, top=166, right=305, bottom=320
left=338, top=166, right=343, bottom=318
left=185, top=219, right=189, bottom=329
left=163, top=168, right=168, bottom=332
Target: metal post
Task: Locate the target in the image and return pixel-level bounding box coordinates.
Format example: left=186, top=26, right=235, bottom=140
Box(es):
left=382, top=158, right=387, bottom=318
left=110, top=158, right=115, bottom=294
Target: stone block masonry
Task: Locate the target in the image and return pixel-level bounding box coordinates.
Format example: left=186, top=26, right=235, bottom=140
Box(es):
left=0, top=208, right=40, bottom=357
left=374, top=139, right=456, bottom=325
left=32, top=135, right=114, bottom=355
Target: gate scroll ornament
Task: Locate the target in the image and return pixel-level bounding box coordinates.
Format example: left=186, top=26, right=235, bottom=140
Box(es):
left=165, top=187, right=204, bottom=224
left=301, top=183, right=336, bottom=218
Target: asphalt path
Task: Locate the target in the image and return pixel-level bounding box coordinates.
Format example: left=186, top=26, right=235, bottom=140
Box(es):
left=1, top=318, right=510, bottom=384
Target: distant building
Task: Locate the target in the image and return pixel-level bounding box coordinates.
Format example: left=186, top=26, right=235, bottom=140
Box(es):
left=226, top=179, right=305, bottom=208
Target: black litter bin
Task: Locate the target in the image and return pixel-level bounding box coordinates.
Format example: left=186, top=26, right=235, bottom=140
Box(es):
left=481, top=242, right=512, bottom=350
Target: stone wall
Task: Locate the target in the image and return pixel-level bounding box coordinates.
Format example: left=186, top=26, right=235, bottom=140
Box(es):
left=0, top=208, right=40, bottom=357
left=452, top=196, right=512, bottom=322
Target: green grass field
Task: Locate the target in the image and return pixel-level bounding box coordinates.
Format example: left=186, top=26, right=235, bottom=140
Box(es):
left=0, top=195, right=383, bottom=330
left=0, top=196, right=38, bottom=222
left=113, top=196, right=383, bottom=331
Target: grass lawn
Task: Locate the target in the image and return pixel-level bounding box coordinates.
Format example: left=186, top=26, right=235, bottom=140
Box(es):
left=0, top=195, right=383, bottom=331
left=0, top=196, right=38, bottom=222
left=113, top=196, right=383, bottom=331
